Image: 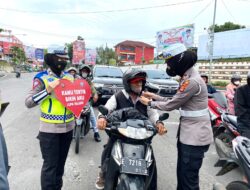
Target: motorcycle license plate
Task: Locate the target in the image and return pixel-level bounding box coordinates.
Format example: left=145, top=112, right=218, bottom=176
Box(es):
left=120, top=157, right=148, bottom=176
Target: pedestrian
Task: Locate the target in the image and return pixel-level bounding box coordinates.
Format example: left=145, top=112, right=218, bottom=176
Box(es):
left=0, top=95, right=10, bottom=190
left=25, top=45, right=74, bottom=190
left=78, top=65, right=101, bottom=142
left=139, top=43, right=213, bottom=190
left=95, top=68, right=166, bottom=190
left=225, top=74, right=242, bottom=115
left=66, top=67, right=79, bottom=79
left=200, top=73, right=217, bottom=94
left=234, top=71, right=250, bottom=138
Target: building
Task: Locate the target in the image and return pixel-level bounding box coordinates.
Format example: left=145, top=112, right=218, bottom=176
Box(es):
left=114, top=40, right=154, bottom=65
left=0, top=33, right=23, bottom=60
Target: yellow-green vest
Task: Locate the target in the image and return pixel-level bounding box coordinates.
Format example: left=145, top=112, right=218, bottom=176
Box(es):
left=39, top=73, right=74, bottom=124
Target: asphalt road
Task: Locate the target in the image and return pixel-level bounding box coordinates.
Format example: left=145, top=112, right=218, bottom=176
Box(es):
left=0, top=73, right=242, bottom=190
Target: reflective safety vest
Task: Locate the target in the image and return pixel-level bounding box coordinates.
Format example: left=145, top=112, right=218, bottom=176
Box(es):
left=37, top=72, right=74, bottom=124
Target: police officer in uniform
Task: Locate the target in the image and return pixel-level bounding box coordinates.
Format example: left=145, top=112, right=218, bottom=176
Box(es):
left=140, top=43, right=213, bottom=190
left=25, top=46, right=74, bottom=190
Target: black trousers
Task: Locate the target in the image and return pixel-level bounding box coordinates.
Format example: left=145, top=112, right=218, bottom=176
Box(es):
left=177, top=141, right=209, bottom=190
left=37, top=130, right=73, bottom=190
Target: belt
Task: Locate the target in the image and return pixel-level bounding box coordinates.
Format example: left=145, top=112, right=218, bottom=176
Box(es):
left=179, top=108, right=209, bottom=118
left=41, top=113, right=74, bottom=120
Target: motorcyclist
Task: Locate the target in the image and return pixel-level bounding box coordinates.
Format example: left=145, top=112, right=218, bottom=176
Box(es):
left=78, top=64, right=101, bottom=142
left=140, top=43, right=213, bottom=190
left=95, top=68, right=166, bottom=190
left=25, top=45, right=74, bottom=190
left=234, top=71, right=250, bottom=138
left=200, top=73, right=217, bottom=94
left=225, top=74, right=242, bottom=115
left=66, top=67, right=79, bottom=79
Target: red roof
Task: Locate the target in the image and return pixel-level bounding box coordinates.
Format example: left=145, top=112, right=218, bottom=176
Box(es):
left=114, top=40, right=154, bottom=48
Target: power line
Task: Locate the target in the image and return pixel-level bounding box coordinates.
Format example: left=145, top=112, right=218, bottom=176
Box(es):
left=189, top=0, right=213, bottom=22
left=221, top=0, right=238, bottom=23
left=0, top=0, right=203, bottom=15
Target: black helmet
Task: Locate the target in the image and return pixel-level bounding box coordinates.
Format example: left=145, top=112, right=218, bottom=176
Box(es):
left=123, top=68, right=147, bottom=94
left=231, top=73, right=242, bottom=83
left=247, top=71, right=250, bottom=86
left=200, top=73, right=208, bottom=79
left=79, top=65, right=91, bottom=73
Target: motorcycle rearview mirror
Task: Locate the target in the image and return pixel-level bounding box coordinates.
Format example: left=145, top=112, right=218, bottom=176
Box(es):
left=159, top=113, right=169, bottom=121
left=98, top=105, right=109, bottom=116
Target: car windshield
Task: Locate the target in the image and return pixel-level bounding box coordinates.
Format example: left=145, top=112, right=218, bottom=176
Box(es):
left=146, top=70, right=170, bottom=79
left=94, top=67, right=123, bottom=78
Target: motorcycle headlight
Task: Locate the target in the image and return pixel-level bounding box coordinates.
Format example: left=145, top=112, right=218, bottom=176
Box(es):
left=94, top=83, right=104, bottom=88
left=118, top=126, right=154, bottom=140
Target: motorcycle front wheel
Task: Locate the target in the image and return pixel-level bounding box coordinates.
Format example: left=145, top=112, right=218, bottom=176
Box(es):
left=116, top=174, right=145, bottom=190
left=75, top=125, right=81, bottom=154
left=226, top=181, right=249, bottom=190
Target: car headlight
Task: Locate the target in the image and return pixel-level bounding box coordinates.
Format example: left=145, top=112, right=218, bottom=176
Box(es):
left=118, top=126, right=154, bottom=140
left=148, top=82, right=160, bottom=88
left=94, top=83, right=104, bottom=88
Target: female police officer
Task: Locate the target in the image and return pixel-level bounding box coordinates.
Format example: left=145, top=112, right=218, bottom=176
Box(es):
left=140, top=43, right=213, bottom=190
left=25, top=46, right=74, bottom=190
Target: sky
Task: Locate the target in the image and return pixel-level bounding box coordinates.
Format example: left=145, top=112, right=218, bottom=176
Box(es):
left=0, top=0, right=249, bottom=49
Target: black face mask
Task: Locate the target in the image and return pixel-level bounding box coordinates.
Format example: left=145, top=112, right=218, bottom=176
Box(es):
left=166, top=67, right=177, bottom=77
left=45, top=54, right=67, bottom=76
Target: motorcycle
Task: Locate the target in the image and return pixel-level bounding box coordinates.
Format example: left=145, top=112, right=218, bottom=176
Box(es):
left=73, top=102, right=91, bottom=154
left=208, top=91, right=228, bottom=134
left=214, top=109, right=240, bottom=159
left=213, top=136, right=250, bottom=190
left=98, top=105, right=169, bottom=190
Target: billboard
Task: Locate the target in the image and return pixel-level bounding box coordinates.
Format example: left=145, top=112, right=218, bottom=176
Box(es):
left=198, top=28, right=250, bottom=60
left=24, top=46, right=36, bottom=59
left=156, top=24, right=194, bottom=53
left=35, top=48, right=44, bottom=61
left=72, top=40, right=85, bottom=65
left=85, top=49, right=97, bottom=65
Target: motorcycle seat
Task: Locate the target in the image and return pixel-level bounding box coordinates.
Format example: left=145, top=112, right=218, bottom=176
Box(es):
left=225, top=115, right=237, bottom=127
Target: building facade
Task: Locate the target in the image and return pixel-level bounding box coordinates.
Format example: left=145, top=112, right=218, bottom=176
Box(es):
left=115, top=40, right=154, bottom=65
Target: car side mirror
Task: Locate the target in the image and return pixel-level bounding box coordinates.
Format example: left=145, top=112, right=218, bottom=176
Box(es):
left=159, top=113, right=169, bottom=121
left=98, top=105, right=108, bottom=116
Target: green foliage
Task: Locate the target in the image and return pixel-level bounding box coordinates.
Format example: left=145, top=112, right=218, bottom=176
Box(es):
left=77, top=36, right=84, bottom=40
left=0, top=28, right=3, bottom=33
left=96, top=46, right=117, bottom=65
left=211, top=22, right=245, bottom=33
left=109, top=58, right=116, bottom=65
left=10, top=46, right=26, bottom=65
left=212, top=81, right=228, bottom=87
left=65, top=43, right=73, bottom=62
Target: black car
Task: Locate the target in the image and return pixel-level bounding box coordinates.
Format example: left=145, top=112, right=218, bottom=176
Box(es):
left=144, top=69, right=179, bottom=97
left=92, top=65, right=124, bottom=104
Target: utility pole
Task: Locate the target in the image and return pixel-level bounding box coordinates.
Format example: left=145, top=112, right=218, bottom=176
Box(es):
left=209, top=0, right=217, bottom=83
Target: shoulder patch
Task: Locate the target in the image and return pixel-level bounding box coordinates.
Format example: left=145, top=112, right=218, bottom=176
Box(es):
left=32, top=78, right=42, bottom=90
left=179, top=80, right=190, bottom=92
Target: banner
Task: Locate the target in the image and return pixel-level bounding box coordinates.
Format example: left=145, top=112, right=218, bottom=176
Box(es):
left=85, top=49, right=97, bottom=65
left=72, top=40, right=85, bottom=65
left=198, top=28, right=250, bottom=60
left=24, top=46, right=36, bottom=59
left=35, top=48, right=44, bottom=61
left=156, top=24, right=194, bottom=53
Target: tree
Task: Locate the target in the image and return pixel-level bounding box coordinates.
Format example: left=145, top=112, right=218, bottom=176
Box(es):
left=10, top=46, right=26, bottom=65
left=0, top=28, right=3, bottom=33
left=211, top=22, right=246, bottom=33
left=96, top=46, right=117, bottom=65
left=65, top=43, right=73, bottom=62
